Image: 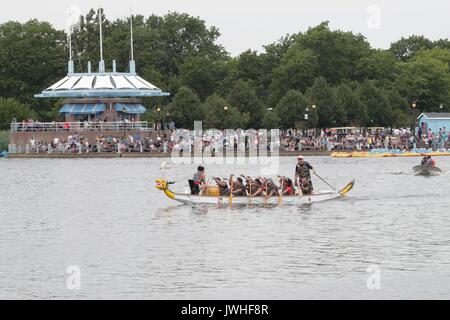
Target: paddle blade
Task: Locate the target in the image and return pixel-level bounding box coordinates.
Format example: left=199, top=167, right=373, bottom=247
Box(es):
left=339, top=179, right=355, bottom=197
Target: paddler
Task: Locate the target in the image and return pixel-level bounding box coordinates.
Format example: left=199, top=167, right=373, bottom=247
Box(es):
left=429, top=156, right=436, bottom=167
left=192, top=166, right=206, bottom=195
left=421, top=156, right=428, bottom=165
left=250, top=178, right=265, bottom=197
left=280, top=177, right=295, bottom=196
left=241, top=174, right=258, bottom=196
left=421, top=156, right=435, bottom=166
left=295, top=155, right=314, bottom=189
left=231, top=178, right=246, bottom=196
left=265, top=178, right=280, bottom=197
left=299, top=177, right=313, bottom=195
left=213, top=177, right=230, bottom=196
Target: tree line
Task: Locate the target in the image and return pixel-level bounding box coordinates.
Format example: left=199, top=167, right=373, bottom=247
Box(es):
left=0, top=8, right=449, bottom=131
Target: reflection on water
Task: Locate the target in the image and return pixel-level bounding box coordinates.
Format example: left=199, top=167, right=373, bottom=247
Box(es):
left=1, top=157, right=450, bottom=299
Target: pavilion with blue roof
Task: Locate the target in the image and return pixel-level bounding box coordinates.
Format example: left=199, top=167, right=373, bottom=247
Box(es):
left=35, top=9, right=169, bottom=123
left=35, top=60, right=170, bottom=122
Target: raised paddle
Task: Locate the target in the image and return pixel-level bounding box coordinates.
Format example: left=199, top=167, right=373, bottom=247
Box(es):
left=241, top=174, right=252, bottom=205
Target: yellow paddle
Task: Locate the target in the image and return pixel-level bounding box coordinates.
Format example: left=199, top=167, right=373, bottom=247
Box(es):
left=229, top=175, right=234, bottom=207
left=277, top=176, right=284, bottom=205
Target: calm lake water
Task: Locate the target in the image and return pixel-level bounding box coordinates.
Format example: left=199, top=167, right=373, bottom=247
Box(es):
left=1, top=156, right=450, bottom=299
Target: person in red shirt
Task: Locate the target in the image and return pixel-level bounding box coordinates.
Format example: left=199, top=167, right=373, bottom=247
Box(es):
left=280, top=177, right=295, bottom=196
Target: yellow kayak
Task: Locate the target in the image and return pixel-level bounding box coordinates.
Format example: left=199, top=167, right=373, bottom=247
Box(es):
left=331, top=151, right=450, bottom=158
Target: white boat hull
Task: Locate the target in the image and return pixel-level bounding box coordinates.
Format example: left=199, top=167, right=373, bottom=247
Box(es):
left=156, top=179, right=355, bottom=207
left=169, top=191, right=341, bottom=206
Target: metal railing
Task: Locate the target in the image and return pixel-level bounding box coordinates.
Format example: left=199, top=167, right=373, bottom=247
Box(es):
left=10, top=121, right=151, bottom=132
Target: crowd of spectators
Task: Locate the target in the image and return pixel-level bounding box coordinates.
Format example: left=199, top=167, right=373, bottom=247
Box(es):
left=11, top=126, right=450, bottom=154
left=280, top=127, right=450, bottom=151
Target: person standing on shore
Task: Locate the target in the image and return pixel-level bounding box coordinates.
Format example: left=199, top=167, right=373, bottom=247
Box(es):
left=294, top=155, right=314, bottom=188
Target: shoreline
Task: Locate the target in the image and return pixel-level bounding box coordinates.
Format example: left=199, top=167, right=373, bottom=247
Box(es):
left=6, top=151, right=332, bottom=159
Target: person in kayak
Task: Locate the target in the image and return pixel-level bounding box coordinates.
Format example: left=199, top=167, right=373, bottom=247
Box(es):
left=421, top=156, right=435, bottom=166
left=213, top=177, right=230, bottom=196
left=295, top=155, right=314, bottom=188
left=429, top=156, right=436, bottom=167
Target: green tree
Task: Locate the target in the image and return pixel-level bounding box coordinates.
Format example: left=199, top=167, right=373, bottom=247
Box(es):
left=275, top=90, right=311, bottom=129
left=396, top=53, right=450, bottom=112
left=0, top=20, right=66, bottom=118
left=414, top=47, right=450, bottom=67
left=358, top=81, right=392, bottom=127
left=179, top=56, right=228, bottom=100
left=295, top=21, right=372, bottom=84
left=143, top=12, right=227, bottom=78
left=390, top=35, right=434, bottom=61
left=270, top=48, right=318, bottom=102
left=305, top=78, right=338, bottom=128
left=0, top=98, right=35, bottom=130
left=385, top=89, right=410, bottom=128
left=166, top=86, right=202, bottom=129
left=201, top=94, right=249, bottom=129
left=258, top=35, right=296, bottom=101
left=0, top=130, right=9, bottom=151
left=262, top=110, right=281, bottom=129
left=227, top=80, right=265, bottom=129
left=355, top=50, right=398, bottom=82
left=72, top=8, right=110, bottom=72
left=334, top=83, right=367, bottom=126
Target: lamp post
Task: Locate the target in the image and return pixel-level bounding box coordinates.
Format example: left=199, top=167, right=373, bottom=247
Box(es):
left=311, top=105, right=317, bottom=135
left=440, top=104, right=444, bottom=111
left=156, top=107, right=161, bottom=132
left=304, top=105, right=317, bottom=132
left=165, top=112, right=171, bottom=130
left=122, top=107, right=127, bottom=139
left=411, top=101, right=417, bottom=135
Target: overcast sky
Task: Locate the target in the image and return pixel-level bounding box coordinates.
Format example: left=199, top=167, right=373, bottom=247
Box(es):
left=1, top=0, right=449, bottom=56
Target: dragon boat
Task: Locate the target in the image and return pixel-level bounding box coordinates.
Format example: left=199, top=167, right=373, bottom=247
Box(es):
left=155, top=179, right=355, bottom=206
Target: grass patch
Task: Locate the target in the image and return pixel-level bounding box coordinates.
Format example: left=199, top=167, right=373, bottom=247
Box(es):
left=0, top=131, right=10, bottom=151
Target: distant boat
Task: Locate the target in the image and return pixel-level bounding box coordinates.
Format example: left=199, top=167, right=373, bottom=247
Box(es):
left=159, top=162, right=174, bottom=170
left=413, top=165, right=442, bottom=176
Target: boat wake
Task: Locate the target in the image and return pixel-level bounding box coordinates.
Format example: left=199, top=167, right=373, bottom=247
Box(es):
left=385, top=171, right=410, bottom=175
